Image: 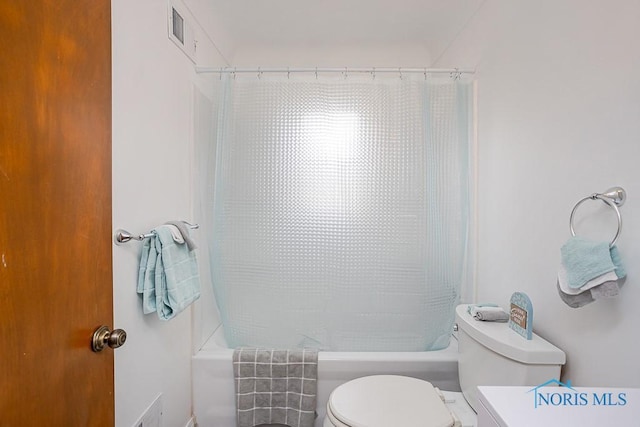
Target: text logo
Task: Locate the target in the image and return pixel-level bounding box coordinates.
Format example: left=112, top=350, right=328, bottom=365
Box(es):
left=528, top=379, right=627, bottom=409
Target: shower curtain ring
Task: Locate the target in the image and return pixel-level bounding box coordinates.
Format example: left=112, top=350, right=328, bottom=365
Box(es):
left=399, top=67, right=403, bottom=80
left=315, top=67, right=318, bottom=79
left=287, top=67, right=290, bottom=79
left=257, top=67, right=262, bottom=79
left=344, top=67, right=348, bottom=79
left=372, top=67, right=376, bottom=80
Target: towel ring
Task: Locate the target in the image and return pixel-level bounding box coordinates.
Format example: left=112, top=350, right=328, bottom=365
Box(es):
left=569, top=187, right=626, bottom=247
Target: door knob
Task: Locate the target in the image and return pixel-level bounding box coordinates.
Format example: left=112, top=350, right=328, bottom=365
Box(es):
left=92, top=325, right=127, bottom=352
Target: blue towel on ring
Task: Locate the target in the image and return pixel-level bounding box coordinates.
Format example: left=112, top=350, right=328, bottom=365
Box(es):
left=560, top=236, right=619, bottom=289
left=137, top=225, right=200, bottom=320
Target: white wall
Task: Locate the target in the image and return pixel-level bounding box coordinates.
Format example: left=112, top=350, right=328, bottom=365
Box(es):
left=111, top=5, right=640, bottom=426
left=112, top=1, right=225, bottom=426
left=232, top=44, right=432, bottom=69
left=435, top=0, right=640, bottom=387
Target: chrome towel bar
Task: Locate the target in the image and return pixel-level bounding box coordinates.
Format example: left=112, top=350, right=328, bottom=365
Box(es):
left=114, top=221, right=199, bottom=245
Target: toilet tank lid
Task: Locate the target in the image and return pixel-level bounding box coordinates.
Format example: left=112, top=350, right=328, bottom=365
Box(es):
left=456, top=305, right=566, bottom=365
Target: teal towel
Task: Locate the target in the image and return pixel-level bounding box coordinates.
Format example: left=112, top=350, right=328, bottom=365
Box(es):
left=466, top=303, right=499, bottom=315
left=561, top=236, right=617, bottom=289
left=137, top=225, right=200, bottom=320
left=610, top=246, right=626, bottom=279
left=137, top=236, right=159, bottom=315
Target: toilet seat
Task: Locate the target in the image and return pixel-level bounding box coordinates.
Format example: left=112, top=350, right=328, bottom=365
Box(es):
left=326, top=375, right=459, bottom=427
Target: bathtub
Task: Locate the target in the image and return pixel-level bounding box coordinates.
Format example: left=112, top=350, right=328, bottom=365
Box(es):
left=192, top=326, right=461, bottom=427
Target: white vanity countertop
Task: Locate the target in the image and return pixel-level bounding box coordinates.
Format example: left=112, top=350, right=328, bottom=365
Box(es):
left=477, top=386, right=640, bottom=427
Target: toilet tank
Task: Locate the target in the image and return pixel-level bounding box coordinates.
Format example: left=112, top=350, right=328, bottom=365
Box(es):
left=455, top=304, right=566, bottom=412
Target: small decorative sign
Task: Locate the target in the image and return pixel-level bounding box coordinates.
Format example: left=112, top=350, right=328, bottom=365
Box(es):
left=509, top=292, right=533, bottom=340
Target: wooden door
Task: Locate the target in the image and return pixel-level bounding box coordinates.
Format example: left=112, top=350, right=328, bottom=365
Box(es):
left=0, top=1, right=114, bottom=425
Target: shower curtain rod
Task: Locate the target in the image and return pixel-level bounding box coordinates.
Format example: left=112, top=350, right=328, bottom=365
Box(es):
left=195, top=66, right=474, bottom=75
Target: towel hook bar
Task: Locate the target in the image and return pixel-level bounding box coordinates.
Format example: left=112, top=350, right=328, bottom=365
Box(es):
left=569, top=187, right=626, bottom=247
left=114, top=221, right=199, bottom=245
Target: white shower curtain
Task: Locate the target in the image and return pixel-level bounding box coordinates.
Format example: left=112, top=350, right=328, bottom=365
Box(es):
left=207, top=72, right=472, bottom=351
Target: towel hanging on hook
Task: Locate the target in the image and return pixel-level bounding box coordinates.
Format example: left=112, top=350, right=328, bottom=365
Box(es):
left=136, top=223, right=201, bottom=320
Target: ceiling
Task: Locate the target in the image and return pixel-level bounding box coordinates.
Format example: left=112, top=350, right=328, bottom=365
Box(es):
left=185, top=0, right=486, bottom=66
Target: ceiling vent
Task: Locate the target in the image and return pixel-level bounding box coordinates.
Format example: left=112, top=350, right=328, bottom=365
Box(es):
left=168, top=2, right=197, bottom=63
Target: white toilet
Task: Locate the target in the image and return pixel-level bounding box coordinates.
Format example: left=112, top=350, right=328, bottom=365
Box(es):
left=323, top=304, right=566, bottom=427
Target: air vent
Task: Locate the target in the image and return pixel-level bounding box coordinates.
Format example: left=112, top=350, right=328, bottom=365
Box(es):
left=172, top=8, right=184, bottom=44
left=167, top=2, right=197, bottom=63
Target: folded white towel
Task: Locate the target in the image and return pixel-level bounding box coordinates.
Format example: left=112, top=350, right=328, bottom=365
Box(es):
left=165, top=224, right=185, bottom=244
left=165, top=220, right=198, bottom=251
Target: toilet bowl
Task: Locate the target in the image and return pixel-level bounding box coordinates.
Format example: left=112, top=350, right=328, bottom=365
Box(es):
left=323, top=375, right=476, bottom=427
left=322, top=304, right=566, bottom=427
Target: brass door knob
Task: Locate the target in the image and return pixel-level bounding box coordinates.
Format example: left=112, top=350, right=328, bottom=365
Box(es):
left=92, top=325, right=127, bottom=352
